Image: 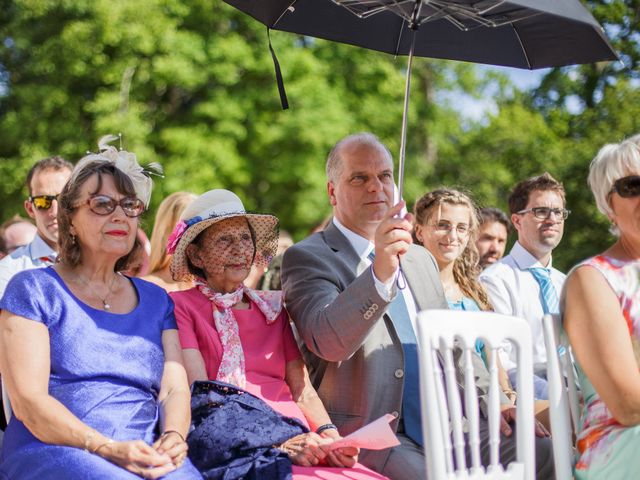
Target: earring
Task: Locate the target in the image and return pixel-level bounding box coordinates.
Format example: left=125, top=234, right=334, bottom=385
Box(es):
left=71, top=234, right=76, bottom=245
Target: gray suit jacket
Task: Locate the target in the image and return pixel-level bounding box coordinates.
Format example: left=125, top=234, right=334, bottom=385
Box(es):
left=281, top=222, right=448, bottom=471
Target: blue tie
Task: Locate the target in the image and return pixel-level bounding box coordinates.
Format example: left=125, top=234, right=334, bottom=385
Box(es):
left=529, top=267, right=559, bottom=315
left=369, top=251, right=422, bottom=446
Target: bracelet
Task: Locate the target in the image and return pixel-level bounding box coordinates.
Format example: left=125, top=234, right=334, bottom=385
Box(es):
left=83, top=430, right=95, bottom=452
left=503, top=389, right=518, bottom=403
left=161, top=430, right=186, bottom=443
left=315, top=423, right=338, bottom=435
left=92, top=439, right=114, bottom=455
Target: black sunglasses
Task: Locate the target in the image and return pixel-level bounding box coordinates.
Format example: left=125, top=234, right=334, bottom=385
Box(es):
left=29, top=195, right=59, bottom=211
left=77, top=195, right=145, bottom=218
left=611, top=175, right=640, bottom=198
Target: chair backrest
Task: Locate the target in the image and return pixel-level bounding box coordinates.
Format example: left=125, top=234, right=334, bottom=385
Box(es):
left=417, top=309, right=535, bottom=480
left=542, top=313, right=580, bottom=479
left=1, top=375, right=12, bottom=423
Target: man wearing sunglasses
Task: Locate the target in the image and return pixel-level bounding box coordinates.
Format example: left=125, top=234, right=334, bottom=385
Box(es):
left=480, top=172, right=569, bottom=401
left=0, top=156, right=73, bottom=298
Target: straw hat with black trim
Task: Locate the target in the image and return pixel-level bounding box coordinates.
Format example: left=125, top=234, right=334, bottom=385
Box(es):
left=167, top=189, right=279, bottom=282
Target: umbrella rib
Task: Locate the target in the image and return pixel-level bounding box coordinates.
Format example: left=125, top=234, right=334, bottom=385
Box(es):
left=416, top=4, right=544, bottom=31
left=333, top=0, right=539, bottom=29
left=510, top=22, right=532, bottom=69
left=272, top=0, right=300, bottom=28
left=394, top=19, right=407, bottom=58
left=474, top=0, right=507, bottom=15
left=332, top=0, right=415, bottom=20
left=416, top=2, right=497, bottom=30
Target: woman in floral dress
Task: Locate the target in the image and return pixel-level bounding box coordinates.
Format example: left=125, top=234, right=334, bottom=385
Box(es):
left=564, top=136, right=640, bottom=479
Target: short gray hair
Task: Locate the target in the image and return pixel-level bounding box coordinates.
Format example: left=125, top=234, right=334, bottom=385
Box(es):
left=588, top=137, right=640, bottom=234
left=326, top=132, right=393, bottom=183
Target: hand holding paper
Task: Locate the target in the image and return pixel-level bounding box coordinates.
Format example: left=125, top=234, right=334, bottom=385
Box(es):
left=329, top=413, right=400, bottom=451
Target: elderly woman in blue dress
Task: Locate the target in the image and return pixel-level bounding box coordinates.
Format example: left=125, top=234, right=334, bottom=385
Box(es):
left=0, top=138, right=201, bottom=479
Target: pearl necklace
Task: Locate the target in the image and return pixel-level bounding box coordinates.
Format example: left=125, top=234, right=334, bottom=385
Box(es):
left=75, top=272, right=120, bottom=310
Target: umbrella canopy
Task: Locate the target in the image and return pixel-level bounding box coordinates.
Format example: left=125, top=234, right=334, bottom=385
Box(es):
left=224, top=0, right=616, bottom=69
left=223, top=0, right=617, bottom=198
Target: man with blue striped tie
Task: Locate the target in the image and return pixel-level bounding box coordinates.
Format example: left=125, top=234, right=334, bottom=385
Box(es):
left=480, top=172, right=569, bottom=401
left=282, top=134, right=554, bottom=479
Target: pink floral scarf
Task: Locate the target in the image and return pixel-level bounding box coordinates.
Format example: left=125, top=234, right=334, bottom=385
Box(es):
left=194, top=278, right=283, bottom=389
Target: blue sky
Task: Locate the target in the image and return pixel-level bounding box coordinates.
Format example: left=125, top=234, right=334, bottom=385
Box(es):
left=442, top=65, right=549, bottom=122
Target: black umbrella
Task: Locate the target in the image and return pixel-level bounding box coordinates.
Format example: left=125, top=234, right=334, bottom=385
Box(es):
left=224, top=0, right=617, bottom=198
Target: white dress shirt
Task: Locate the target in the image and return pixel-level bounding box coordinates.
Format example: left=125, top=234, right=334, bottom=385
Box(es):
left=479, top=241, right=566, bottom=370
left=332, top=217, right=419, bottom=334
left=0, top=233, right=57, bottom=299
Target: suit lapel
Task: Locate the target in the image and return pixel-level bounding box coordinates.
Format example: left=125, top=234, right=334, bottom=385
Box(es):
left=323, top=222, right=369, bottom=276
left=400, top=248, right=430, bottom=311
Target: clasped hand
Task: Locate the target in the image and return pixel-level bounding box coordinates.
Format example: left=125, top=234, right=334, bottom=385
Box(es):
left=97, top=432, right=188, bottom=479
left=499, top=406, right=550, bottom=438
left=278, top=430, right=359, bottom=468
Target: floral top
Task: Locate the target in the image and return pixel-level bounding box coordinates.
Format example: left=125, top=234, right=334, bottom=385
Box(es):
left=570, top=255, right=640, bottom=474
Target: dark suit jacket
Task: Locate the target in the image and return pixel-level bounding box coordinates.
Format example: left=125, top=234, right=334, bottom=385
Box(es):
left=281, top=222, right=448, bottom=471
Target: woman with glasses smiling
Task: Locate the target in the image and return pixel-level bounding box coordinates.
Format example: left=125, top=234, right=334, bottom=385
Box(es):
left=0, top=140, right=201, bottom=479
left=413, top=188, right=552, bottom=434
left=563, top=137, right=640, bottom=479
left=413, top=189, right=517, bottom=395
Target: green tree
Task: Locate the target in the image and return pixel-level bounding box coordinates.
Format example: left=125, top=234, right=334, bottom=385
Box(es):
left=0, top=0, right=482, bottom=240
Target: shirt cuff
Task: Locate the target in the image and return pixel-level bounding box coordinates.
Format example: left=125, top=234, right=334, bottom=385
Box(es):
left=372, top=264, right=397, bottom=302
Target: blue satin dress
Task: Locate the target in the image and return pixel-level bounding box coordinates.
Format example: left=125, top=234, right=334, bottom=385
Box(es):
left=0, top=267, right=201, bottom=479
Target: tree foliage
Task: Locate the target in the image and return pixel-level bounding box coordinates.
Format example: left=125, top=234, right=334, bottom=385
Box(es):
left=0, top=0, right=639, bottom=273
left=0, top=0, right=479, bottom=236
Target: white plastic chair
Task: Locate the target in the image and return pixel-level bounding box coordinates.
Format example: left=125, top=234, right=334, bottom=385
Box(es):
left=417, top=309, right=535, bottom=480
left=1, top=376, right=12, bottom=423
left=542, top=313, right=580, bottom=479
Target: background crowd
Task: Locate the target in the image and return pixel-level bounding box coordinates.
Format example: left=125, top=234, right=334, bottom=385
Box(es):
left=2, top=2, right=640, bottom=277
left=1, top=3, right=639, bottom=479
left=0, top=129, right=638, bottom=479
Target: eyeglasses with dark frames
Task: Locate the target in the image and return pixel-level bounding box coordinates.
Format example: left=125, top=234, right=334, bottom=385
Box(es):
left=29, top=195, right=59, bottom=211
left=610, top=175, right=640, bottom=198
left=76, top=195, right=145, bottom=218
left=516, top=207, right=570, bottom=221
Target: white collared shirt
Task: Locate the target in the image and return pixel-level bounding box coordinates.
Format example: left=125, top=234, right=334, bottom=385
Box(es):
left=0, top=233, right=57, bottom=299
left=332, top=217, right=419, bottom=333
left=479, top=241, right=566, bottom=370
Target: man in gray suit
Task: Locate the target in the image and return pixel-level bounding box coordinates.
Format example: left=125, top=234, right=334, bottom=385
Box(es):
left=281, top=133, right=554, bottom=479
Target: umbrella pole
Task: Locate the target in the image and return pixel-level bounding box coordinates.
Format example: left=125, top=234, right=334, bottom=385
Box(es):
left=397, top=30, right=416, bottom=204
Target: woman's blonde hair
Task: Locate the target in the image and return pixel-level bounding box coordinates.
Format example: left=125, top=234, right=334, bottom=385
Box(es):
left=414, top=188, right=492, bottom=311
left=148, top=191, right=197, bottom=274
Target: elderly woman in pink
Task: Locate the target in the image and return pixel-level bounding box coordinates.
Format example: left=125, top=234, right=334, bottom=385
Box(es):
left=166, top=189, right=386, bottom=480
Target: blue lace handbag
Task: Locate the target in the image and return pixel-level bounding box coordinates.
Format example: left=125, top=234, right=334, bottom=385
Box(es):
left=187, top=380, right=309, bottom=480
